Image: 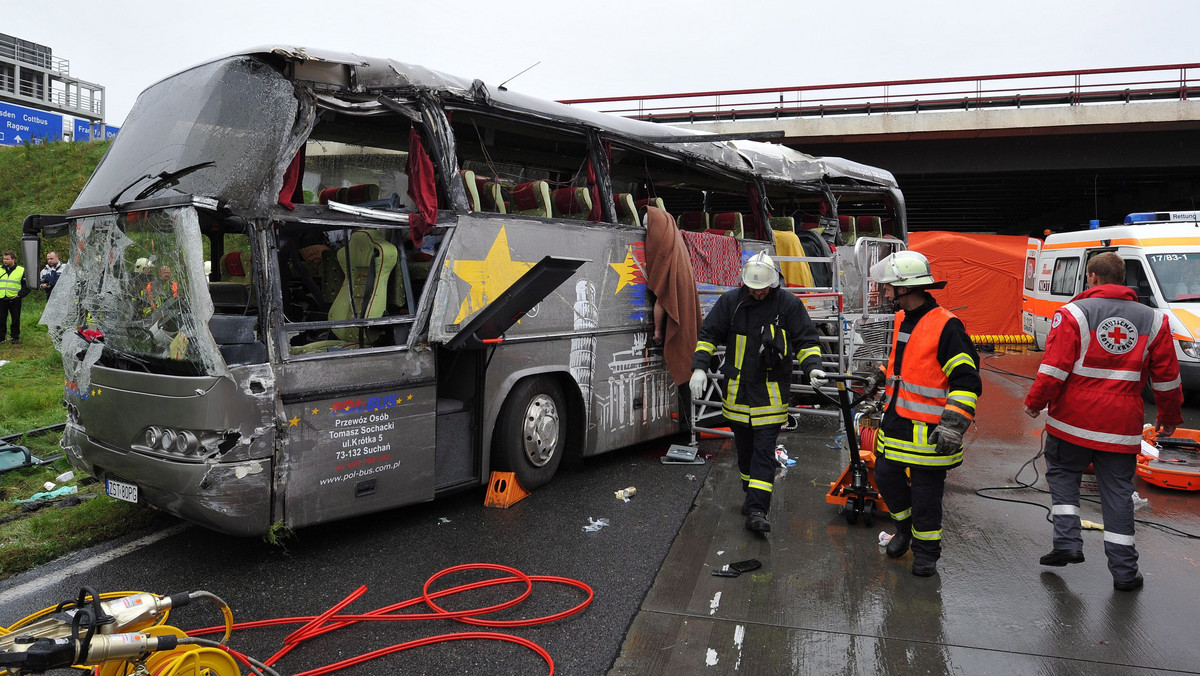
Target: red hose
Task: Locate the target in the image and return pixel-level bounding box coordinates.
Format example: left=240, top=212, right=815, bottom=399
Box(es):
left=186, top=563, right=592, bottom=675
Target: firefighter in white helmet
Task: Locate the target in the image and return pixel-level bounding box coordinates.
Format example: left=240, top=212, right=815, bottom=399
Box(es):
left=690, top=251, right=825, bottom=534
left=869, top=250, right=981, bottom=577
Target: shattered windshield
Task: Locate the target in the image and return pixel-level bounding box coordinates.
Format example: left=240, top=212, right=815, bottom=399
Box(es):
left=1147, top=252, right=1200, bottom=302
left=73, top=55, right=310, bottom=213
left=42, top=208, right=227, bottom=392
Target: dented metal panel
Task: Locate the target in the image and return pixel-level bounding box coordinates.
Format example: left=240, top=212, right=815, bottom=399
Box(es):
left=59, top=363, right=276, bottom=537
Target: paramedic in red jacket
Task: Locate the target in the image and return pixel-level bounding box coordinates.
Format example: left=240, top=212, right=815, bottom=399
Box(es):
left=1024, top=252, right=1183, bottom=591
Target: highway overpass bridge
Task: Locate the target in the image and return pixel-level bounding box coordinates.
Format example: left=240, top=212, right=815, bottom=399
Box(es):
left=561, top=64, right=1200, bottom=237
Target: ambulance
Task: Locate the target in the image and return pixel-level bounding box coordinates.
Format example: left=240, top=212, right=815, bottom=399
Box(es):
left=1022, top=211, right=1200, bottom=393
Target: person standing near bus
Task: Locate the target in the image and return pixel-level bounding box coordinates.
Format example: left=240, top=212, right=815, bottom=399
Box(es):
left=0, top=251, right=32, bottom=343
left=690, top=252, right=826, bottom=534
left=1024, top=252, right=1182, bottom=591
left=39, top=250, right=65, bottom=297
left=870, top=251, right=981, bottom=577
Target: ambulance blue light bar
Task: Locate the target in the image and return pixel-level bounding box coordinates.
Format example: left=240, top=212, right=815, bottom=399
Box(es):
left=1124, top=211, right=1200, bottom=224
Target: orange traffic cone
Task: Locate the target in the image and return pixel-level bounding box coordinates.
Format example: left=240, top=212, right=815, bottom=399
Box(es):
left=484, top=471, right=530, bottom=508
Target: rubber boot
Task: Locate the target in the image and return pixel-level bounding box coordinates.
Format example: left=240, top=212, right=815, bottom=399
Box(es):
left=886, top=519, right=912, bottom=559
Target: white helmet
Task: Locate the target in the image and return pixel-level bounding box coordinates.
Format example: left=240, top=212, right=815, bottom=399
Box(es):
left=868, top=250, right=946, bottom=289
left=742, top=251, right=779, bottom=289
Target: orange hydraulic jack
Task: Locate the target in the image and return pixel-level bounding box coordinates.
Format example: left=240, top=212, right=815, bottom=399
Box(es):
left=821, top=374, right=889, bottom=526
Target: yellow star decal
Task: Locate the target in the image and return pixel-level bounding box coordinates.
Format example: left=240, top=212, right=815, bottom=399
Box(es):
left=451, top=226, right=535, bottom=324
left=288, top=416, right=300, bottom=427
left=407, top=394, right=414, bottom=400
left=610, top=248, right=640, bottom=294
left=311, top=408, right=319, bottom=415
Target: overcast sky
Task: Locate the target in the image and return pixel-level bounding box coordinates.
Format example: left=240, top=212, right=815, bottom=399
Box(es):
left=6, top=0, right=1199, bottom=126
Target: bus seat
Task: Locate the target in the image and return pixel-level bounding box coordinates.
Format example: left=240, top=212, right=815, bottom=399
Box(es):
left=710, top=212, right=744, bottom=238
left=317, top=184, right=380, bottom=205
left=389, top=258, right=407, bottom=312
left=769, top=217, right=795, bottom=233
left=857, top=216, right=882, bottom=239
left=881, top=217, right=894, bottom=237
left=460, top=170, right=481, bottom=211
left=510, top=180, right=551, bottom=217
left=635, top=197, right=665, bottom=212
left=678, top=211, right=710, bottom=232
left=346, top=184, right=379, bottom=204
left=477, top=179, right=506, bottom=213
left=614, top=193, right=640, bottom=226
left=329, top=230, right=399, bottom=343
left=838, top=215, right=857, bottom=245
left=552, top=187, right=593, bottom=220
left=220, top=251, right=253, bottom=284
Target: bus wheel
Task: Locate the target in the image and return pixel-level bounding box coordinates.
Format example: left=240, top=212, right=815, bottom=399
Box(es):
left=494, top=376, right=565, bottom=490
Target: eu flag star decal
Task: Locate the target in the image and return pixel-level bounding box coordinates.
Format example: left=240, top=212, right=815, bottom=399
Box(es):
left=450, top=226, right=535, bottom=324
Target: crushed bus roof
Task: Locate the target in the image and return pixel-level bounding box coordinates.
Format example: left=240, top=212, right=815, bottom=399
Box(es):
left=158, top=45, right=899, bottom=191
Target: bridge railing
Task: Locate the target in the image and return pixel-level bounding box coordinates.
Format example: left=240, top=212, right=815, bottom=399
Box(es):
left=559, top=64, right=1200, bottom=124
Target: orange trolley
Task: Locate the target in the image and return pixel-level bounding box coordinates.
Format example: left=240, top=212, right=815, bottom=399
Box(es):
left=822, top=374, right=890, bottom=525
left=1138, top=426, right=1200, bottom=491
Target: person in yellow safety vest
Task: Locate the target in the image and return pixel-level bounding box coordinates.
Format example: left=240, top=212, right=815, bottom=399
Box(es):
left=869, top=250, right=982, bottom=577
left=690, top=252, right=826, bottom=535
left=0, top=251, right=32, bottom=344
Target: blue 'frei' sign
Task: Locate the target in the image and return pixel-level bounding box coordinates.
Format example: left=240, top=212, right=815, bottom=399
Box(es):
left=71, top=118, right=119, bottom=142
left=0, top=101, right=62, bottom=146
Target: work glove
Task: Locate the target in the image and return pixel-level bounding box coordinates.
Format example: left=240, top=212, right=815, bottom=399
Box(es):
left=689, top=368, right=707, bottom=400
left=864, top=365, right=886, bottom=395
left=928, top=408, right=971, bottom=455
left=808, top=368, right=829, bottom=389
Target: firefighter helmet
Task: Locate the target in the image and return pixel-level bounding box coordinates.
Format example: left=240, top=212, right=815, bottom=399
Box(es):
left=742, top=251, right=779, bottom=289
left=868, top=251, right=946, bottom=289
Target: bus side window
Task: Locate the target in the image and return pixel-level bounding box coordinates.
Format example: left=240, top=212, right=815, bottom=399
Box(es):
left=1049, top=257, right=1080, bottom=296
left=282, top=227, right=413, bottom=355
left=1124, top=259, right=1156, bottom=307
left=448, top=109, right=593, bottom=223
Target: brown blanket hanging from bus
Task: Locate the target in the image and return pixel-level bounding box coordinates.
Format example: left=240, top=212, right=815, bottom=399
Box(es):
left=644, top=207, right=702, bottom=386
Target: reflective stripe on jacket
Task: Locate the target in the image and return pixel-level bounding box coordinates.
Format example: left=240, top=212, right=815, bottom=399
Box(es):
left=0, top=265, right=24, bottom=299
left=693, top=286, right=822, bottom=428
left=1024, top=284, right=1183, bottom=454
left=878, top=298, right=980, bottom=469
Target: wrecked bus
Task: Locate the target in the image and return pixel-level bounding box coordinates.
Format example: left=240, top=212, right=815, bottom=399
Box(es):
left=21, top=46, right=905, bottom=536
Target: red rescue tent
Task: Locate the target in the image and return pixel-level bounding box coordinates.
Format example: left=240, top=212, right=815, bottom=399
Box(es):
left=908, top=231, right=1028, bottom=337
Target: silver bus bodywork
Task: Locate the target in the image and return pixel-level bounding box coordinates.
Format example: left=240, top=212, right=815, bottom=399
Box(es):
left=28, top=46, right=905, bottom=535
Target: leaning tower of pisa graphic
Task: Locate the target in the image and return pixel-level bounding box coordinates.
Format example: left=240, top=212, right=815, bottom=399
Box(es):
left=569, top=279, right=598, bottom=417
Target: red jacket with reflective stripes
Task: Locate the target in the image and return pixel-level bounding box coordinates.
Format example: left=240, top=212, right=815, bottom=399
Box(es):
left=1025, top=284, right=1183, bottom=453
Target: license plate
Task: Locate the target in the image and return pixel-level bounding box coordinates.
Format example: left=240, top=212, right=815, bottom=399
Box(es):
left=106, top=478, right=139, bottom=503
left=1022, top=312, right=1034, bottom=334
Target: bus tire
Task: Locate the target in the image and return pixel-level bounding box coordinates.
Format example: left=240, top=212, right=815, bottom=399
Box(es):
left=493, top=375, right=565, bottom=490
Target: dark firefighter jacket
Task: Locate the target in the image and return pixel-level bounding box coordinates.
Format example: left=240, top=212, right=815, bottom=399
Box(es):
left=692, top=285, right=822, bottom=427
left=878, top=294, right=982, bottom=469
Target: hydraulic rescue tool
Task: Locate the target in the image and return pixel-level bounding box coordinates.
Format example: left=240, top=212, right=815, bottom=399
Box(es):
left=818, top=372, right=889, bottom=526
left=0, top=586, right=267, bottom=676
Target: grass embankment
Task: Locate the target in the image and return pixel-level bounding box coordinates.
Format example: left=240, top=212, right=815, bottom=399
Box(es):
left=0, top=141, right=167, bottom=582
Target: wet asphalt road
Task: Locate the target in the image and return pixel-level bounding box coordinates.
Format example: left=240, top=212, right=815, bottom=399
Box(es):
left=2, top=349, right=1199, bottom=675
left=0, top=438, right=712, bottom=675
left=612, top=349, right=1200, bottom=675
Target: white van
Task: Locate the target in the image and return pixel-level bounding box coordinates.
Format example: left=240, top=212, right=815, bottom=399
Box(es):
left=1022, top=211, right=1200, bottom=393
